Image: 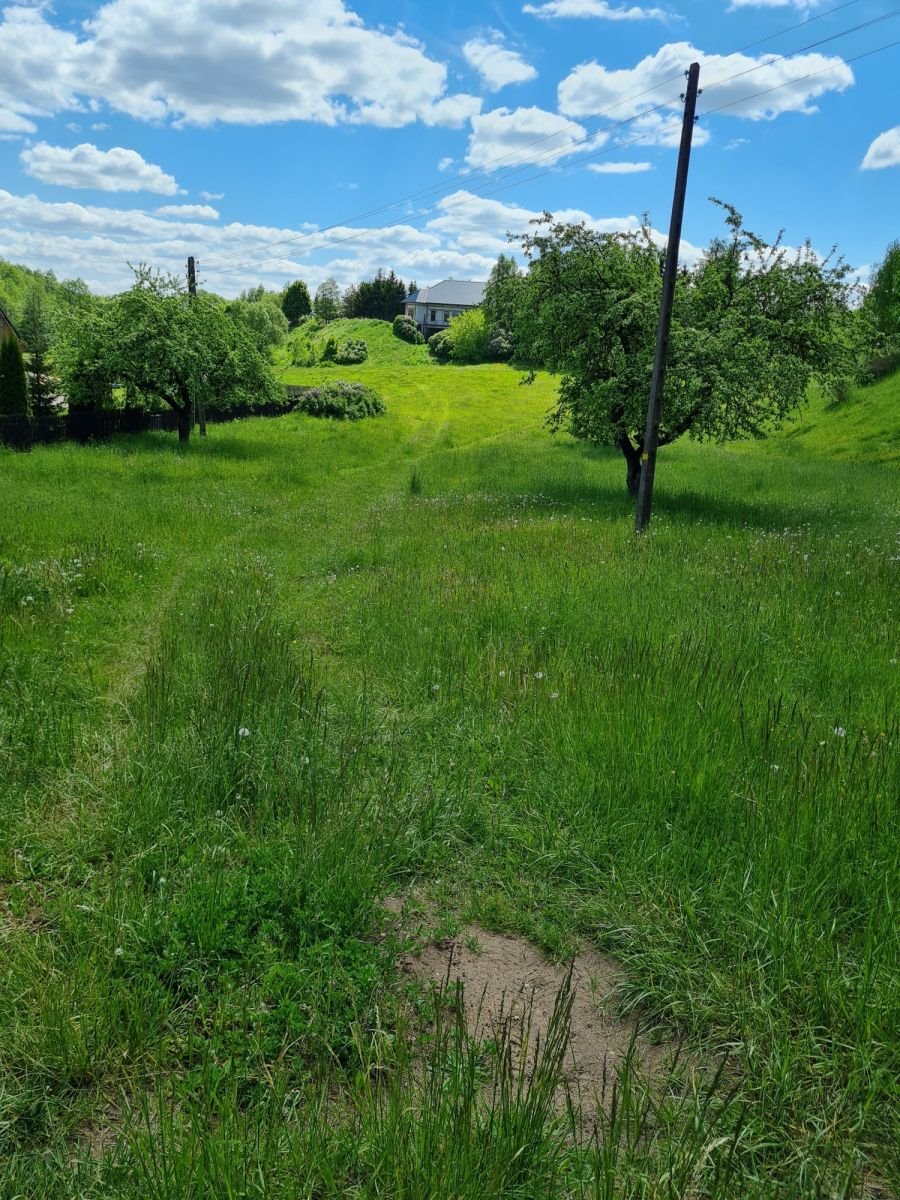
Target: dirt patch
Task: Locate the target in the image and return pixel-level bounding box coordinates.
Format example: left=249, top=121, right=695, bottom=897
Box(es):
left=395, top=914, right=670, bottom=1127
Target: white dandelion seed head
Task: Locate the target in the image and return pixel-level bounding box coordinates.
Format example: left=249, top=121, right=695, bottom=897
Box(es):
left=238, top=727, right=251, bottom=738
left=833, top=726, right=846, bottom=737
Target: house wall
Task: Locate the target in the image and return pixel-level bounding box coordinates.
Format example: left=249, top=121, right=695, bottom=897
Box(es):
left=413, top=302, right=470, bottom=336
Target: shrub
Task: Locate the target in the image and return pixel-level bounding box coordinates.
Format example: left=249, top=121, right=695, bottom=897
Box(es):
left=446, top=307, right=490, bottom=364
left=297, top=380, right=385, bottom=420
left=393, top=314, right=423, bottom=345
left=322, top=336, right=337, bottom=362
left=334, top=338, right=368, bottom=365
left=487, top=328, right=514, bottom=361
left=427, top=329, right=453, bottom=361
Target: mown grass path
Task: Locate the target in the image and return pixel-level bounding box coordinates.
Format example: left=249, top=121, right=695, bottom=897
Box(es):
left=1, top=362, right=897, bottom=1198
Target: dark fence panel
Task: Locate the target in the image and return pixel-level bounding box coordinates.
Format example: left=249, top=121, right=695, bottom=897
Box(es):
left=0, top=387, right=315, bottom=451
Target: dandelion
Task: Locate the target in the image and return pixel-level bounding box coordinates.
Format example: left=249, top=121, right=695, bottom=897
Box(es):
left=833, top=726, right=846, bottom=738
left=238, top=727, right=251, bottom=738
left=499, top=670, right=506, bottom=678
left=65, top=607, right=74, bottom=615
left=301, top=755, right=310, bottom=765
left=534, top=671, right=544, bottom=680
left=114, top=946, right=124, bottom=957
left=770, top=764, right=780, bottom=772
left=550, top=692, right=559, bottom=700
left=431, top=683, right=440, bottom=692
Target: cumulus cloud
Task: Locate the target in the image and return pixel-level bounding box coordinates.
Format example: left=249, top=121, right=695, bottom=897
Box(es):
left=559, top=41, right=853, bottom=122
left=523, top=0, right=667, bottom=18
left=200, top=190, right=225, bottom=201
left=463, top=36, right=538, bottom=91
left=587, top=160, right=652, bottom=172
left=861, top=127, right=900, bottom=170
left=466, top=106, right=605, bottom=168
left=0, top=0, right=478, bottom=131
left=156, top=203, right=220, bottom=220
left=0, top=182, right=710, bottom=299
left=20, top=142, right=183, bottom=194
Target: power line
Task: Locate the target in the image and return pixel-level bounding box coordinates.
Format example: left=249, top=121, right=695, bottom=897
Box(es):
left=201, top=0, right=871, bottom=273
left=204, top=30, right=900, bottom=282
left=202, top=13, right=898, bottom=279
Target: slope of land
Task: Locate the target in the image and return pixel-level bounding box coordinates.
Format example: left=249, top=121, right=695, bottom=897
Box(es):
left=281, top=315, right=430, bottom=369
left=1, top=361, right=897, bottom=1199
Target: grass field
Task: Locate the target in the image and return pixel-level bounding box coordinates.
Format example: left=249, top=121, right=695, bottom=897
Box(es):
left=1, top=355, right=897, bottom=1198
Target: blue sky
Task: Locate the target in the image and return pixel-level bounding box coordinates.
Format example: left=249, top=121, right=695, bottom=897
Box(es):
left=0, top=0, right=897, bottom=296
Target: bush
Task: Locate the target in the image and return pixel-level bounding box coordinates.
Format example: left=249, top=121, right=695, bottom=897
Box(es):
left=487, top=328, right=514, bottom=361
left=446, top=307, right=490, bottom=364
left=393, top=314, right=423, bottom=345
left=322, top=336, right=337, bottom=362
left=297, top=380, right=385, bottom=420
left=427, top=329, right=453, bottom=361
left=334, top=338, right=368, bottom=365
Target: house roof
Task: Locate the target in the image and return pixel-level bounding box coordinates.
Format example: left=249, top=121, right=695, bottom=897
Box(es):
left=405, top=279, right=486, bottom=307
left=0, top=302, right=20, bottom=339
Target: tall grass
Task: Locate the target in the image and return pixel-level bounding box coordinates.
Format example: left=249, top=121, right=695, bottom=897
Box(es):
left=0, top=363, right=897, bottom=1196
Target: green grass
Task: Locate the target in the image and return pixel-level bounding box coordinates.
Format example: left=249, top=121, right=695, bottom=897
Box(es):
left=278, top=316, right=430, bottom=371
left=0, top=362, right=897, bottom=1198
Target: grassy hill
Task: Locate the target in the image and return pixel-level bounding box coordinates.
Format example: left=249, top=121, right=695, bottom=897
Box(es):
left=280, top=316, right=429, bottom=370
left=1, top=360, right=897, bottom=1197
left=773, top=368, right=899, bottom=463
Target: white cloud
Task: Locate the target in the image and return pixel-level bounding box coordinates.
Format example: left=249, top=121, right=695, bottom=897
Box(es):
left=861, top=127, right=900, bottom=170
left=156, top=203, right=220, bottom=220
left=559, top=41, right=853, bottom=122
left=626, top=111, right=710, bottom=148
left=437, top=157, right=455, bottom=172
left=0, top=107, right=36, bottom=135
left=0, top=182, right=709, bottom=299
left=0, top=0, right=478, bottom=131
left=466, top=105, right=606, bottom=168
left=724, top=136, right=749, bottom=150
left=200, top=190, right=225, bottom=201
left=20, top=142, right=183, bottom=194
left=524, top=0, right=667, bottom=18
left=587, top=160, right=652, bottom=173
left=463, top=37, right=537, bottom=91
left=728, top=0, right=819, bottom=8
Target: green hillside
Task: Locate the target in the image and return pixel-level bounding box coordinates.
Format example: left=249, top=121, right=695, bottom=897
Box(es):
left=282, top=316, right=430, bottom=369
left=774, top=369, right=899, bottom=463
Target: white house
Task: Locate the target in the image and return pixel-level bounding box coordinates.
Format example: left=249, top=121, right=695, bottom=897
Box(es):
left=403, top=279, right=486, bottom=339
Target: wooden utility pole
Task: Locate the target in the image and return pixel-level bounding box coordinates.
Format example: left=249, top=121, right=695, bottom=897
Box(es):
left=186, top=256, right=207, bottom=436
left=635, top=63, right=700, bottom=534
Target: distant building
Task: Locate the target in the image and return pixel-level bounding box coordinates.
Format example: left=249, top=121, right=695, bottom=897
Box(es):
left=0, top=303, right=20, bottom=343
left=404, top=279, right=486, bottom=339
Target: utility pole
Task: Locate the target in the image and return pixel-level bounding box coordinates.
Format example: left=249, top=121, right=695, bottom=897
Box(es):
left=186, top=256, right=207, bottom=436
left=635, top=62, right=700, bottom=534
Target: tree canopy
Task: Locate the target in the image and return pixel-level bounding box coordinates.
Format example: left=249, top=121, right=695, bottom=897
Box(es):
left=0, top=332, right=29, bottom=418
left=20, top=287, right=55, bottom=415
left=865, top=240, right=900, bottom=346
left=313, top=279, right=342, bottom=323
left=281, top=279, right=312, bottom=326
left=343, top=270, right=408, bottom=322
left=228, top=293, right=289, bottom=354
left=57, top=268, right=283, bottom=441
left=514, top=203, right=857, bottom=494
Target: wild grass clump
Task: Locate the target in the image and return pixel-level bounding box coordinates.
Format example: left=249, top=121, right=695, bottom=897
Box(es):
left=297, top=379, right=385, bottom=420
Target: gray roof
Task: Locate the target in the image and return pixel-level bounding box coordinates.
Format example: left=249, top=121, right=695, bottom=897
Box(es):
left=406, top=279, right=486, bottom=307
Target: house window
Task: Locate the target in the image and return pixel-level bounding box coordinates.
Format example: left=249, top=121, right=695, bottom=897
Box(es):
left=444, top=311, right=452, bottom=323
left=429, top=309, right=436, bottom=322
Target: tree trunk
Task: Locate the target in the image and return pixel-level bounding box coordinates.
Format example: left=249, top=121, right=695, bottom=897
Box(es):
left=617, top=436, right=642, bottom=498
left=177, top=407, right=191, bottom=443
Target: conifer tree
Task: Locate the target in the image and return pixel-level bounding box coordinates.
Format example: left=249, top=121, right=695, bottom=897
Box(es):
left=0, top=332, right=30, bottom=417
